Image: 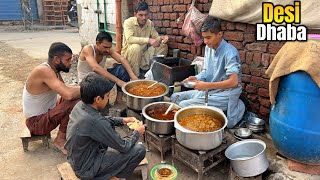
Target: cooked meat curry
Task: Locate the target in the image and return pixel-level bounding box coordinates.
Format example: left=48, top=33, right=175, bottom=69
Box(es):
left=179, top=114, right=223, bottom=132
left=127, top=84, right=165, bottom=97
left=147, top=106, right=177, bottom=120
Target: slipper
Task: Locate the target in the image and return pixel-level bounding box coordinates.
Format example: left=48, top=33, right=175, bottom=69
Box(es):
left=53, top=145, right=68, bottom=156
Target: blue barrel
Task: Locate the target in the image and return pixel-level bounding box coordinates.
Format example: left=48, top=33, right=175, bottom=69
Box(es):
left=270, top=71, right=320, bottom=165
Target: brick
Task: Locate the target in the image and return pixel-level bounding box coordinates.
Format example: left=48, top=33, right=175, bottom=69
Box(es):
left=203, top=3, right=211, bottom=12
left=150, top=6, right=160, bottom=13
left=261, top=68, right=269, bottom=79
left=247, top=24, right=256, bottom=33
left=166, top=28, right=173, bottom=34
left=168, top=42, right=178, bottom=49
left=178, top=43, right=191, bottom=51
left=239, top=51, right=246, bottom=63
left=174, top=5, right=187, bottom=12
left=242, top=83, right=246, bottom=91
left=242, top=64, right=250, bottom=74
left=177, top=21, right=183, bottom=28
left=242, top=74, right=251, bottom=83
left=191, top=45, right=196, bottom=54
left=176, top=36, right=183, bottom=42
left=246, top=43, right=268, bottom=52
left=258, top=88, right=269, bottom=98
left=183, top=0, right=192, bottom=4
left=251, top=76, right=269, bottom=89
left=146, top=0, right=153, bottom=5
left=196, top=4, right=204, bottom=11
left=224, top=32, right=244, bottom=41
left=246, top=85, right=257, bottom=93
left=164, top=0, right=170, bottom=4
left=164, top=13, right=170, bottom=20
left=221, top=21, right=227, bottom=31
left=170, top=0, right=180, bottom=4
left=261, top=53, right=270, bottom=67
left=153, top=20, right=162, bottom=27
left=229, top=41, right=243, bottom=50
left=259, top=97, right=271, bottom=107
left=161, top=5, right=173, bottom=12
left=157, top=0, right=164, bottom=5
left=163, top=20, right=170, bottom=27
left=259, top=106, right=270, bottom=116
left=235, top=23, right=246, bottom=31
left=249, top=103, right=260, bottom=112
left=196, top=46, right=202, bottom=56
left=172, top=28, right=179, bottom=35
left=288, top=159, right=320, bottom=175
left=253, top=52, right=261, bottom=67
left=250, top=67, right=261, bottom=76
left=270, top=54, right=276, bottom=64
left=269, top=42, right=284, bottom=54
left=226, top=22, right=235, bottom=30
left=168, top=35, right=176, bottom=42
left=244, top=34, right=255, bottom=42
left=170, top=13, right=177, bottom=20
left=246, top=52, right=253, bottom=64
left=170, top=21, right=178, bottom=28
left=183, top=37, right=192, bottom=44
left=187, top=53, right=194, bottom=60
left=248, top=94, right=258, bottom=102
left=180, top=52, right=187, bottom=58
left=178, top=13, right=184, bottom=21
left=153, top=0, right=158, bottom=5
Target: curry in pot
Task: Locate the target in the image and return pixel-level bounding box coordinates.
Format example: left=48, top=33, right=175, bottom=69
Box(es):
left=179, top=114, right=223, bottom=132
left=147, top=106, right=177, bottom=120
left=127, top=84, right=165, bottom=97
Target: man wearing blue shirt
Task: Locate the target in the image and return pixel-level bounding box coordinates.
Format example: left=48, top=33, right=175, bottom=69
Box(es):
left=170, top=16, right=245, bottom=128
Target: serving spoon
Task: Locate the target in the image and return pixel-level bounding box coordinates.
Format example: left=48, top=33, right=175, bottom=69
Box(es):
left=164, top=95, right=180, bottom=115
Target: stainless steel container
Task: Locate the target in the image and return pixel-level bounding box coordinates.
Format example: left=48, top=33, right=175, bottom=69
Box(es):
left=142, top=102, right=181, bottom=135
left=225, top=139, right=269, bottom=177
left=174, top=106, right=228, bottom=150
left=122, top=80, right=169, bottom=111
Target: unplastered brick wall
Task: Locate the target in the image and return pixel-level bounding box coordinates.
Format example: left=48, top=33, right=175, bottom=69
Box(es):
left=131, top=0, right=285, bottom=121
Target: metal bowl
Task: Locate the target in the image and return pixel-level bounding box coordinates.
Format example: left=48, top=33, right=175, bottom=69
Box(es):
left=183, top=81, right=196, bottom=88
left=247, top=117, right=265, bottom=126
left=142, top=102, right=181, bottom=135
left=174, top=106, right=228, bottom=150
left=122, top=80, right=169, bottom=111
left=235, top=128, right=253, bottom=139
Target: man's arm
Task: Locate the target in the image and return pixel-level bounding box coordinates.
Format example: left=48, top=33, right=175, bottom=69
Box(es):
left=82, top=46, right=125, bottom=86
left=193, top=73, right=239, bottom=91
left=109, top=48, right=138, bottom=80
left=41, top=66, right=80, bottom=100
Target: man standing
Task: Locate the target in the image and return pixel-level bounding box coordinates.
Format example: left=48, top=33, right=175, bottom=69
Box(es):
left=170, top=16, right=245, bottom=128
left=122, top=1, right=169, bottom=77
left=78, top=31, right=138, bottom=105
left=22, top=42, right=80, bottom=155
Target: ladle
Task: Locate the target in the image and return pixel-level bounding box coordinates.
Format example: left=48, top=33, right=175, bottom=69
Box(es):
left=147, top=81, right=159, bottom=89
left=164, top=95, right=180, bottom=115
left=205, top=89, right=209, bottom=106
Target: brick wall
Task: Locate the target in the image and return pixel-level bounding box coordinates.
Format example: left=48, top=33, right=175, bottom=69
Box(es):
left=132, top=0, right=285, bottom=121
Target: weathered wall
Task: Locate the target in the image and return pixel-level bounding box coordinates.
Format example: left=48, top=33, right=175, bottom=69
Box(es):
left=132, top=0, right=285, bottom=120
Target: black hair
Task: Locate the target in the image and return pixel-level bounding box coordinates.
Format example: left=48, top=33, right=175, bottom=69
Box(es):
left=80, top=73, right=113, bottom=104
left=201, top=16, right=222, bottom=34
left=96, top=31, right=113, bottom=43
left=134, top=1, right=149, bottom=13
left=48, top=42, right=72, bottom=61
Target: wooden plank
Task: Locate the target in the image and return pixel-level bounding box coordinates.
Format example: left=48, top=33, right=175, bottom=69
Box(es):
left=139, top=157, right=148, bottom=166
left=57, top=162, right=79, bottom=180
left=20, top=125, right=31, bottom=138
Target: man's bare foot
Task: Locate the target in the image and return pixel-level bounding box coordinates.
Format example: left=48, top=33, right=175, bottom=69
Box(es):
left=53, top=141, right=67, bottom=155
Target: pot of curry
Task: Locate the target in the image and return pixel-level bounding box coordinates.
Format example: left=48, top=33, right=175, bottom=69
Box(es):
left=122, top=80, right=169, bottom=111
left=174, top=106, right=228, bottom=150
left=142, top=102, right=181, bottom=135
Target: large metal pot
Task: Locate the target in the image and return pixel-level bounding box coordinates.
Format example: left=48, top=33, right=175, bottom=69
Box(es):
left=174, top=106, right=228, bottom=150
left=122, top=80, right=169, bottom=111
left=142, top=102, right=181, bottom=135
left=225, top=139, right=269, bottom=177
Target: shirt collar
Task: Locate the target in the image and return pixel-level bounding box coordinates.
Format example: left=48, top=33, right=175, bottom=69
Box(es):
left=133, top=17, right=149, bottom=29
left=215, top=39, right=226, bottom=54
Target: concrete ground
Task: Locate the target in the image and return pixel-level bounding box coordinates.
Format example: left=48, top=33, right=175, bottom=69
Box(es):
left=0, top=25, right=319, bottom=180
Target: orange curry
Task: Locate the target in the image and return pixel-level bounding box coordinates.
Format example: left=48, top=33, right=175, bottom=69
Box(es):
left=179, top=114, right=223, bottom=132
left=127, top=84, right=165, bottom=97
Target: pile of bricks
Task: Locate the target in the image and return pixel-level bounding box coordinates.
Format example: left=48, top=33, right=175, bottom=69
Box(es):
left=42, top=0, right=68, bottom=26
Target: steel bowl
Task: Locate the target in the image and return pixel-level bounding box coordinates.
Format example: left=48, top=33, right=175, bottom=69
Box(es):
left=142, top=102, right=181, bottom=135
left=225, top=139, right=269, bottom=177
left=122, top=80, right=169, bottom=111
left=235, top=128, right=253, bottom=139
left=174, top=106, right=228, bottom=150
left=182, top=81, right=196, bottom=88
left=247, top=117, right=265, bottom=126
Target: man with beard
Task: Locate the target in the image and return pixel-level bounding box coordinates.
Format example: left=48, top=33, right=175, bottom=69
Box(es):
left=22, top=42, right=80, bottom=155
left=122, top=1, right=169, bottom=77
left=78, top=31, right=138, bottom=105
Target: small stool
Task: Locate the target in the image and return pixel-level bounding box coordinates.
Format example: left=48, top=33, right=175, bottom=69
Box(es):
left=135, top=157, right=148, bottom=180
left=20, top=125, right=51, bottom=152
left=57, top=162, right=79, bottom=180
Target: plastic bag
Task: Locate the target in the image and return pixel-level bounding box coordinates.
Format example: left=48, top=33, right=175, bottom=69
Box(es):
left=191, top=56, right=205, bottom=74
left=181, top=0, right=208, bottom=46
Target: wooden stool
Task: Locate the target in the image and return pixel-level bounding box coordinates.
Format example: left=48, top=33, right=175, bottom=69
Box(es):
left=20, top=126, right=51, bottom=152
left=57, top=162, right=79, bottom=180
left=135, top=157, right=148, bottom=180
left=57, top=158, right=148, bottom=180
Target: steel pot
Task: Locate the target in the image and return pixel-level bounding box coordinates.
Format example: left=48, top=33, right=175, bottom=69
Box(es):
left=142, top=102, right=181, bottom=135
left=225, top=139, right=269, bottom=177
left=122, top=80, right=169, bottom=111
left=174, top=106, right=228, bottom=150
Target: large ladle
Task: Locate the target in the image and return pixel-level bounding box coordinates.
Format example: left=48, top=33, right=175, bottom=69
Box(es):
left=205, top=89, right=209, bottom=106
left=164, top=95, right=180, bottom=115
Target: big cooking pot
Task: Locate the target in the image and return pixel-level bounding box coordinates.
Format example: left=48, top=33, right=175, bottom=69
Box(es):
left=174, top=106, right=228, bottom=150
left=122, top=80, right=169, bottom=111
left=142, top=102, right=181, bottom=135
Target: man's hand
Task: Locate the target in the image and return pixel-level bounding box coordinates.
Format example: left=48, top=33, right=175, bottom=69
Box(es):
left=149, top=38, right=161, bottom=47
left=135, top=122, right=145, bottom=135
left=161, top=35, right=169, bottom=44
left=116, top=79, right=126, bottom=87
left=184, top=76, right=198, bottom=82
left=130, top=74, right=139, bottom=80
left=193, top=81, right=210, bottom=91
left=123, top=117, right=137, bottom=124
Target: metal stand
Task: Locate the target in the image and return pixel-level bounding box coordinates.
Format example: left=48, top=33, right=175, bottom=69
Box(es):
left=145, top=130, right=172, bottom=164
left=172, top=135, right=231, bottom=180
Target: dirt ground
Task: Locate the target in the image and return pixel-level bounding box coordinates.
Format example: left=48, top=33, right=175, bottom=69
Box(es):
left=0, top=26, right=319, bottom=180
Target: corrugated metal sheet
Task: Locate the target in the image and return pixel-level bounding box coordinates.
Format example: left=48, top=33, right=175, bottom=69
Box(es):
left=0, top=0, right=38, bottom=21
